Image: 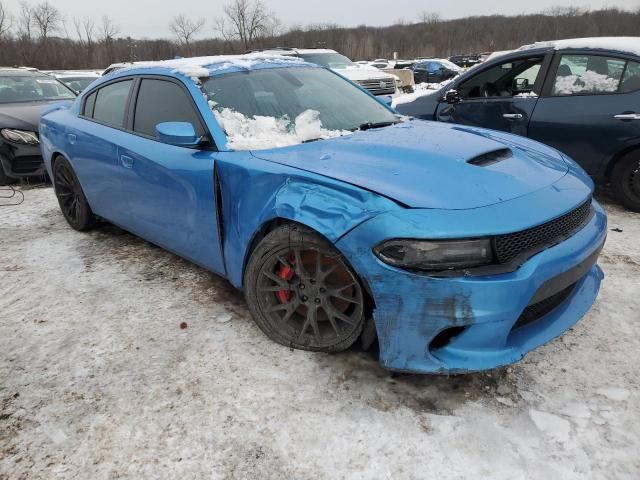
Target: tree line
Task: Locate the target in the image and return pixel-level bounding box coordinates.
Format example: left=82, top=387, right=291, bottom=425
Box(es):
left=0, top=0, right=638, bottom=71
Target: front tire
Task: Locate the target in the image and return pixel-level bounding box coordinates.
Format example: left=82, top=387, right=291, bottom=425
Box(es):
left=244, top=224, right=365, bottom=352
left=611, top=152, right=640, bottom=213
left=53, top=156, right=97, bottom=231
left=0, top=162, right=16, bottom=186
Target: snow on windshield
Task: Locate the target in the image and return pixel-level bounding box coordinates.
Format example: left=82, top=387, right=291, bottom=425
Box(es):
left=213, top=108, right=351, bottom=150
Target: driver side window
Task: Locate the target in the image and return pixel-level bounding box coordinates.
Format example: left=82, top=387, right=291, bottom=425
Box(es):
left=457, top=57, right=544, bottom=99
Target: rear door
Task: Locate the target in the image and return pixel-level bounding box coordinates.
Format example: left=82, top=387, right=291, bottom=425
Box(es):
left=435, top=54, right=551, bottom=136
left=528, top=52, right=640, bottom=177
left=115, top=76, right=225, bottom=274
left=70, top=78, right=135, bottom=223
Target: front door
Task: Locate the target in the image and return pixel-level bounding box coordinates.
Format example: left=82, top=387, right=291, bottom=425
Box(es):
left=436, top=54, right=549, bottom=136
left=116, top=77, right=225, bottom=274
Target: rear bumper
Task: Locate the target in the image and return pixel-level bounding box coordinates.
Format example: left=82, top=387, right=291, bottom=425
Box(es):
left=0, top=142, right=45, bottom=178
left=337, top=199, right=607, bottom=374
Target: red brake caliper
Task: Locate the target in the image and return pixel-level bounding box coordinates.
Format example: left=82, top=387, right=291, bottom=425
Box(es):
left=276, top=253, right=296, bottom=304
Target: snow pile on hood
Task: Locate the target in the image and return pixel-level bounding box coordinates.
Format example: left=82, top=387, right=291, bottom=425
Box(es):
left=553, top=71, right=619, bottom=95
left=519, top=37, right=640, bottom=56
left=391, top=79, right=455, bottom=107
left=118, top=53, right=305, bottom=83
left=213, top=108, right=350, bottom=150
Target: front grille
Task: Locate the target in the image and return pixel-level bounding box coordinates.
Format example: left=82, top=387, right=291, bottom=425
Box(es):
left=355, top=79, right=396, bottom=95
left=494, top=199, right=593, bottom=264
left=12, top=155, right=43, bottom=174
left=513, top=283, right=576, bottom=330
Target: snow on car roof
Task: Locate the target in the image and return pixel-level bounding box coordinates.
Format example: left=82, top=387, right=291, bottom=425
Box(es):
left=519, top=37, right=640, bottom=57
left=116, top=53, right=308, bottom=82
left=255, top=48, right=338, bottom=55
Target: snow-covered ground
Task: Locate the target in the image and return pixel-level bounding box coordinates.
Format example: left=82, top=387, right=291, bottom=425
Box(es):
left=392, top=80, right=455, bottom=107
left=1, top=186, right=638, bottom=479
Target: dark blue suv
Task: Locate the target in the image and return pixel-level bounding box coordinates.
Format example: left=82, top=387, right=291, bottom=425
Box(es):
left=411, top=59, right=462, bottom=84
left=396, top=38, right=640, bottom=211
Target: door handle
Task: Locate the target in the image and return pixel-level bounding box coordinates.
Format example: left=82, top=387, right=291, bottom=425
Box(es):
left=614, top=113, right=640, bottom=121
left=503, top=113, right=523, bottom=120
left=120, top=155, right=134, bottom=169
left=66, top=133, right=77, bottom=144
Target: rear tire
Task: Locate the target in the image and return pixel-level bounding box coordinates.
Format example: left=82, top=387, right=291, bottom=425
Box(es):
left=244, top=224, right=365, bottom=353
left=611, top=151, right=640, bottom=213
left=53, top=156, right=97, bottom=231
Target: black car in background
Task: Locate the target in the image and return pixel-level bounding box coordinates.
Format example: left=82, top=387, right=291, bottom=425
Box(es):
left=396, top=38, right=640, bottom=211
left=411, top=59, right=462, bottom=84
left=449, top=54, right=482, bottom=68
left=0, top=68, right=76, bottom=185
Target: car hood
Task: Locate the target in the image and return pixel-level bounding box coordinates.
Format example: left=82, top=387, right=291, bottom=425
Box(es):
left=251, top=120, right=570, bottom=210
left=0, top=101, right=63, bottom=131
left=336, top=66, right=397, bottom=81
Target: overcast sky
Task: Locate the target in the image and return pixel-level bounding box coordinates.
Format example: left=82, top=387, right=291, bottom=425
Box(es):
left=4, top=0, right=639, bottom=38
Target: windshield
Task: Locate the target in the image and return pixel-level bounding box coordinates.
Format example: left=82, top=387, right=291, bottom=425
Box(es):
left=0, top=75, right=76, bottom=103
left=59, top=76, right=99, bottom=92
left=201, top=66, right=398, bottom=150
left=297, top=53, right=355, bottom=70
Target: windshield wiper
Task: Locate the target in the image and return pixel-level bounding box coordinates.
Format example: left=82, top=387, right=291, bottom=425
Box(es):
left=356, top=121, right=399, bottom=131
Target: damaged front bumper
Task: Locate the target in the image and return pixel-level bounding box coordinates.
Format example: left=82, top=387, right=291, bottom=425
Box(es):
left=337, top=192, right=607, bottom=374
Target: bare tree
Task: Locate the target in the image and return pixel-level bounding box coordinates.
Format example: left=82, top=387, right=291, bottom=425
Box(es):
left=0, top=1, right=11, bottom=38
left=99, top=16, right=120, bottom=64
left=32, top=1, right=61, bottom=39
left=16, top=0, right=33, bottom=40
left=99, top=15, right=119, bottom=42
left=169, top=14, right=205, bottom=46
left=418, top=11, right=441, bottom=24
left=73, top=17, right=95, bottom=45
left=215, top=0, right=278, bottom=50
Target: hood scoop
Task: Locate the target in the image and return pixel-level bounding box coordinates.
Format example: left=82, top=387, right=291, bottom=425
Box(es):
left=467, top=148, right=513, bottom=167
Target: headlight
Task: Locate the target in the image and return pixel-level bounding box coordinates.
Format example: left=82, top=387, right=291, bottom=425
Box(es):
left=1, top=129, right=39, bottom=145
left=374, top=239, right=494, bottom=271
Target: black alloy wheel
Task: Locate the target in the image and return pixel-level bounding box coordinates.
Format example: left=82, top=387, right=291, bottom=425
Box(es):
left=53, top=156, right=96, bottom=231
left=245, top=224, right=365, bottom=352
left=611, top=151, right=640, bottom=213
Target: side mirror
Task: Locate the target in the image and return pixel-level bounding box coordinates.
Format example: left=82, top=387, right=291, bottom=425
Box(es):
left=513, top=77, right=530, bottom=92
left=444, top=90, right=461, bottom=104
left=155, top=122, right=200, bottom=147
left=378, top=95, right=393, bottom=107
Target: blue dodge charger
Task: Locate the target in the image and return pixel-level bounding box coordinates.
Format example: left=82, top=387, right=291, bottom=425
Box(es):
left=39, top=55, right=607, bottom=374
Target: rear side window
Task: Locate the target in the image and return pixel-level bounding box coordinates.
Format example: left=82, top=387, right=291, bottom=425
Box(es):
left=83, top=91, right=97, bottom=117
left=133, top=79, right=202, bottom=138
left=552, top=55, right=625, bottom=96
left=620, top=61, right=640, bottom=93
left=92, top=80, right=133, bottom=127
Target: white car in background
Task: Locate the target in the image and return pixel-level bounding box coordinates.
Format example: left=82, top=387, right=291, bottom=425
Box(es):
left=252, top=48, right=400, bottom=96
left=44, top=70, right=101, bottom=93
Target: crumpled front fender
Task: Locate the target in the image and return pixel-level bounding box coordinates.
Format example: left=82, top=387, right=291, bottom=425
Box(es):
left=214, top=152, right=400, bottom=288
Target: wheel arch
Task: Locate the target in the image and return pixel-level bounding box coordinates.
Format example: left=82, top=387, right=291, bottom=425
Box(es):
left=241, top=216, right=379, bottom=349
left=214, top=158, right=400, bottom=290
left=603, top=143, right=640, bottom=181
left=49, top=150, right=72, bottom=177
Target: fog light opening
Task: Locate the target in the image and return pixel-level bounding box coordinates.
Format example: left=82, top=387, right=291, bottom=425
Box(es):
left=429, top=327, right=466, bottom=351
